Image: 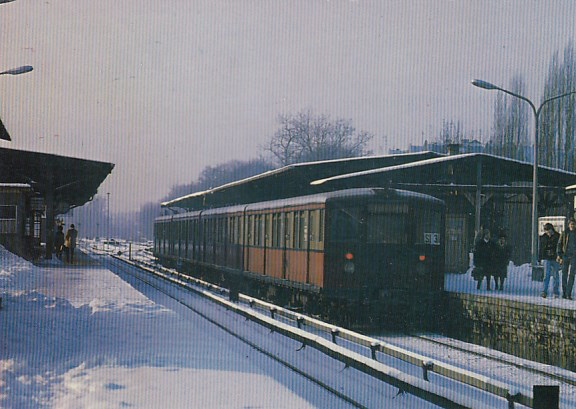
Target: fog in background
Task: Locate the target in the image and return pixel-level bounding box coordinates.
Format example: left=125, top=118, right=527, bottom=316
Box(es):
left=1, top=0, right=575, bottom=220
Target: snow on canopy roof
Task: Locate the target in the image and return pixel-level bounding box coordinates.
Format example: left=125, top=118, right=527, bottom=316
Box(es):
left=310, top=153, right=576, bottom=189
left=160, top=151, right=442, bottom=209
left=161, top=152, right=576, bottom=212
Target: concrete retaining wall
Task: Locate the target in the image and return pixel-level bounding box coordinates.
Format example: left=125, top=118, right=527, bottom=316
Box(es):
left=442, top=293, right=576, bottom=371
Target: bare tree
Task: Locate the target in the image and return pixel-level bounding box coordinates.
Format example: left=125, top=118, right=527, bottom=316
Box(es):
left=265, top=109, right=374, bottom=166
left=540, top=42, right=576, bottom=171
left=437, top=119, right=464, bottom=148
left=488, top=74, right=530, bottom=161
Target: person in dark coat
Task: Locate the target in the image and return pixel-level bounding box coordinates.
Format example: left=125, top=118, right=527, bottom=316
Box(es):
left=539, top=223, right=560, bottom=298
left=473, top=228, right=495, bottom=290
left=557, top=218, right=576, bottom=299
left=65, top=224, right=78, bottom=263
left=493, top=232, right=511, bottom=291
left=54, top=225, right=65, bottom=260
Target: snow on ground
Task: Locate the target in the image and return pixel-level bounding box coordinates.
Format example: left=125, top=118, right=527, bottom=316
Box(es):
left=1, top=239, right=573, bottom=408
left=445, top=262, right=576, bottom=309
left=0, top=245, right=323, bottom=408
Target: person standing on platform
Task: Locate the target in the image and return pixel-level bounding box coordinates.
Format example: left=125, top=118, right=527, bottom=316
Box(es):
left=540, top=223, right=561, bottom=298
left=557, top=218, right=576, bottom=300
left=65, top=224, right=78, bottom=263
left=474, top=228, right=495, bottom=290
left=54, top=225, right=65, bottom=260
left=493, top=232, right=511, bottom=291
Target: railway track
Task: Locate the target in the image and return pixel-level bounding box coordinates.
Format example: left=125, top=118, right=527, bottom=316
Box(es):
left=87, top=246, right=576, bottom=408
left=102, top=253, right=372, bottom=409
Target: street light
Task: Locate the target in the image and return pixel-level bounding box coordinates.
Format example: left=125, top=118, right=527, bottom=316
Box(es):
left=107, top=192, right=110, bottom=250
left=0, top=65, right=33, bottom=76
left=1, top=65, right=33, bottom=142
left=472, top=79, right=576, bottom=271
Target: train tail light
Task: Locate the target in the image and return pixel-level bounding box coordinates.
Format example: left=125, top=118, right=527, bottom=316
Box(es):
left=344, top=252, right=355, bottom=273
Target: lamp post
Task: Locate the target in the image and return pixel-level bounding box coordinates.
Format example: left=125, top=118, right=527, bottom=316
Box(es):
left=107, top=192, right=110, bottom=250
left=1, top=66, right=33, bottom=142
left=472, top=79, right=576, bottom=271
left=0, top=65, right=33, bottom=76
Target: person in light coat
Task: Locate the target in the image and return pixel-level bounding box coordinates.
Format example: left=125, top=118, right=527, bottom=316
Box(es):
left=65, top=224, right=78, bottom=263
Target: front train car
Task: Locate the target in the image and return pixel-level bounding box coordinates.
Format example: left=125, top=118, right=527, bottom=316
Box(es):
left=153, top=187, right=445, bottom=330
left=321, top=188, right=445, bottom=328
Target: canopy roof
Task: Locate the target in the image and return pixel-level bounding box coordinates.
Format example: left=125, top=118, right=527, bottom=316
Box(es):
left=311, top=153, right=576, bottom=190
left=161, top=151, right=441, bottom=210
left=163, top=152, right=576, bottom=211
left=0, top=147, right=114, bottom=214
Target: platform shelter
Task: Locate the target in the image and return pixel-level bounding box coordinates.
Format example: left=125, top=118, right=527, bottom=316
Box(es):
left=0, top=147, right=114, bottom=259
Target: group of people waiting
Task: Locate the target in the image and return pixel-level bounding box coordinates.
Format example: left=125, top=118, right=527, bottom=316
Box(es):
left=472, top=229, right=512, bottom=291
left=54, top=224, right=78, bottom=263
left=471, top=217, right=576, bottom=298
left=539, top=217, right=576, bottom=299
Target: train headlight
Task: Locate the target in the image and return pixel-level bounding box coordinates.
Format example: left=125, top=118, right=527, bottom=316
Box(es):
left=344, top=261, right=355, bottom=274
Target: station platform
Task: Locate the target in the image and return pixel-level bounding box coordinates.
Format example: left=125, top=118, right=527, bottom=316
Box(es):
left=0, top=248, right=347, bottom=408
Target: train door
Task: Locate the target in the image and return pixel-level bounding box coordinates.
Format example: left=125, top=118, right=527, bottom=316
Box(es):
left=446, top=214, right=468, bottom=272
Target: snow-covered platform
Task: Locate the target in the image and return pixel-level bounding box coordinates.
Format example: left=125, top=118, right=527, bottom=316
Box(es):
left=445, top=263, right=576, bottom=310
left=0, top=248, right=346, bottom=408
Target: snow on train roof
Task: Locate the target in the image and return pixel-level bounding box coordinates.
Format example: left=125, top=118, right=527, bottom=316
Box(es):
left=156, top=188, right=443, bottom=221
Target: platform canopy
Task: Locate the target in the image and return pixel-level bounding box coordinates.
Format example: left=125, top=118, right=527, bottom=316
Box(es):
left=0, top=147, right=114, bottom=215
left=162, top=152, right=576, bottom=211
left=161, top=151, right=442, bottom=210
left=310, top=153, right=576, bottom=192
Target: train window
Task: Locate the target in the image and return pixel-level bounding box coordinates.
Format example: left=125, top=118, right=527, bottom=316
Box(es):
left=319, top=209, right=325, bottom=243
left=299, top=211, right=307, bottom=249
left=291, top=212, right=297, bottom=248
left=309, top=209, right=324, bottom=250
left=271, top=213, right=279, bottom=248
left=247, top=215, right=254, bottom=246
left=237, top=216, right=243, bottom=245
left=265, top=213, right=272, bottom=247
left=367, top=213, right=407, bottom=244
left=218, top=217, right=225, bottom=243
left=254, top=215, right=261, bottom=246
left=230, top=217, right=234, bottom=244
left=285, top=212, right=293, bottom=248
left=330, top=207, right=362, bottom=242
left=366, top=203, right=408, bottom=244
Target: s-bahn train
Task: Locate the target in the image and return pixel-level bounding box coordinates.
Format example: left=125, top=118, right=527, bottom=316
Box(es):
left=154, top=187, right=446, bottom=328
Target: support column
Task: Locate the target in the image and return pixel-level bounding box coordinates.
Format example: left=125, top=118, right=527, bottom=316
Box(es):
left=475, top=157, right=482, bottom=236
left=44, top=170, right=55, bottom=260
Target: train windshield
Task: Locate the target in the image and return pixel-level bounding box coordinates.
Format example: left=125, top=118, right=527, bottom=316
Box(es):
left=330, top=207, right=362, bottom=242
left=366, top=203, right=408, bottom=244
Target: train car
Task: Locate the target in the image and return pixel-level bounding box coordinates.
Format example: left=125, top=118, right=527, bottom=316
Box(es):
left=154, top=188, right=445, bottom=328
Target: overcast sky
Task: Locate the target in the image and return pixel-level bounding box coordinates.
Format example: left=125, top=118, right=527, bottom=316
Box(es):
left=1, top=0, right=575, bottom=213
